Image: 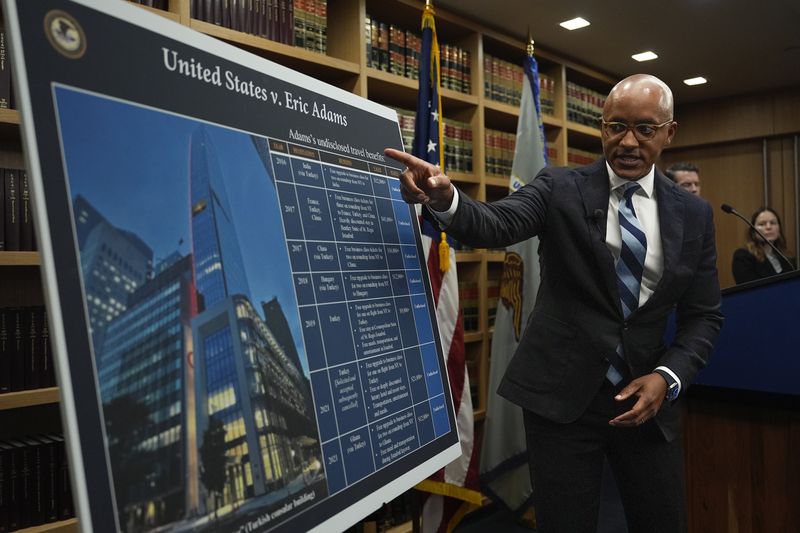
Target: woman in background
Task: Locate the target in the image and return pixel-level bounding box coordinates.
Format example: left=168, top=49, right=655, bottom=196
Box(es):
left=732, top=207, right=796, bottom=284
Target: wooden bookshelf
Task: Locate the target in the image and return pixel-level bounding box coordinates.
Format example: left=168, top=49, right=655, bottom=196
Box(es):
left=0, top=387, right=60, bottom=411
left=0, top=108, right=22, bottom=145
left=0, top=251, right=41, bottom=266
left=0, top=108, right=21, bottom=125
left=16, top=518, right=79, bottom=533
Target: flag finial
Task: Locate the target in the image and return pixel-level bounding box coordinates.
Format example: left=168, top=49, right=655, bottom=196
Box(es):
left=527, top=28, right=535, bottom=57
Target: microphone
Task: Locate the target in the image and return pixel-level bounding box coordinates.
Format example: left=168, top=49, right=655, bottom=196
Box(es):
left=586, top=209, right=605, bottom=241
left=720, top=204, right=793, bottom=266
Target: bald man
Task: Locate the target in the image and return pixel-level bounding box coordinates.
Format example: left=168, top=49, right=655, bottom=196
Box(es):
left=385, top=74, right=723, bottom=533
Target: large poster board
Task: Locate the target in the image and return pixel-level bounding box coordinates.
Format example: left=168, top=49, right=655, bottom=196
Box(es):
left=2, top=0, right=461, bottom=531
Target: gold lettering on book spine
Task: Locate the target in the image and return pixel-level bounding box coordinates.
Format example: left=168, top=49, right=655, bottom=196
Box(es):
left=500, top=252, right=524, bottom=341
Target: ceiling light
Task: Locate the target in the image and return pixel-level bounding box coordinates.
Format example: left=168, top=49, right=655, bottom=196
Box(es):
left=559, top=17, right=590, bottom=30
left=632, top=51, right=658, bottom=62
left=683, top=77, right=708, bottom=86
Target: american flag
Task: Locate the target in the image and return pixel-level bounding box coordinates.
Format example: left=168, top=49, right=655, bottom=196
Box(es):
left=411, top=3, right=482, bottom=532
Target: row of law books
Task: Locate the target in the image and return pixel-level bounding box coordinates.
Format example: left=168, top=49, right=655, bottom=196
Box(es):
left=567, top=81, right=605, bottom=128
left=1, top=14, right=15, bottom=110
left=366, top=14, right=472, bottom=95
left=2, top=168, right=37, bottom=252
left=0, top=306, right=54, bottom=394
left=485, top=128, right=558, bottom=177
left=483, top=54, right=556, bottom=116
left=567, top=147, right=602, bottom=168
left=0, top=434, right=75, bottom=532
left=393, top=107, right=474, bottom=174
left=191, top=0, right=328, bottom=53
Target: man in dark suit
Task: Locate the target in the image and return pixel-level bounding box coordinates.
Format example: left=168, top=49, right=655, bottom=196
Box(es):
left=385, top=74, right=723, bottom=533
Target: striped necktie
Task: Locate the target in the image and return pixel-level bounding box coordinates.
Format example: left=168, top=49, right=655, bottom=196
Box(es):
left=606, top=181, right=647, bottom=385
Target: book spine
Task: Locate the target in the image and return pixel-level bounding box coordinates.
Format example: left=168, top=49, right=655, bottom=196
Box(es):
left=36, top=437, right=58, bottom=523
left=4, top=169, right=18, bottom=251
left=25, top=307, right=39, bottom=390
left=4, top=443, right=19, bottom=531
left=41, top=308, right=54, bottom=387
left=22, top=438, right=43, bottom=527
left=278, top=0, right=287, bottom=45
left=10, top=309, right=23, bottom=392
left=0, top=14, right=11, bottom=110
left=20, top=170, right=33, bottom=251
left=0, top=309, right=9, bottom=393
left=0, top=443, right=8, bottom=533
left=286, top=0, right=294, bottom=45
left=12, top=441, right=30, bottom=529
left=0, top=168, right=4, bottom=250
left=54, top=436, right=73, bottom=520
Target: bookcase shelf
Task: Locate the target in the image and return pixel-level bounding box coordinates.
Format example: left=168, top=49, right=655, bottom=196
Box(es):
left=455, top=252, right=482, bottom=263
left=16, top=518, right=78, bottom=533
left=0, top=108, right=21, bottom=144
left=136, top=3, right=180, bottom=22
left=484, top=175, right=509, bottom=188
left=0, top=108, right=21, bottom=124
left=190, top=18, right=361, bottom=84
left=0, top=387, right=60, bottom=411
left=0, top=251, right=41, bottom=266
left=568, top=120, right=602, bottom=139
left=449, top=171, right=481, bottom=185
left=484, top=251, right=506, bottom=263
left=463, top=331, right=483, bottom=344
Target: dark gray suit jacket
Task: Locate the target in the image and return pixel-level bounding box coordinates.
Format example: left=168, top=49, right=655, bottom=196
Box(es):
left=441, top=159, right=723, bottom=441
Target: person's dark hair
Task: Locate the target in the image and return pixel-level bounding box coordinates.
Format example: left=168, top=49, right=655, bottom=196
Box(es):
left=745, top=206, right=788, bottom=262
left=665, top=162, right=699, bottom=182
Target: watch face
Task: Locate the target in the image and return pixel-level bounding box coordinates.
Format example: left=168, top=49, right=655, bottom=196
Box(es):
left=667, top=384, right=679, bottom=401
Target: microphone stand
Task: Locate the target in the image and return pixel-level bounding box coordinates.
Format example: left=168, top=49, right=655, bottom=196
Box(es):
left=721, top=205, right=794, bottom=268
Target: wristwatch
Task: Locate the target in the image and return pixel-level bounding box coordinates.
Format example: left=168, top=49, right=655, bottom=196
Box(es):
left=654, top=369, right=680, bottom=402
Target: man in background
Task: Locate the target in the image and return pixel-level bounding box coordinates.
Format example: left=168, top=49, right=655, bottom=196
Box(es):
left=665, top=161, right=702, bottom=196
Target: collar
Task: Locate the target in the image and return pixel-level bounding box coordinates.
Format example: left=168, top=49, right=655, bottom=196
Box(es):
left=605, top=162, right=655, bottom=199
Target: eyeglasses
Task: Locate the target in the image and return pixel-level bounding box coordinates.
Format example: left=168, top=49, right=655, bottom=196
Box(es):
left=599, top=119, right=674, bottom=141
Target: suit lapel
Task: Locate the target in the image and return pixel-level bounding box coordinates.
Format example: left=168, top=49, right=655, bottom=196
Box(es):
left=642, top=173, right=684, bottom=310
left=576, top=160, right=620, bottom=315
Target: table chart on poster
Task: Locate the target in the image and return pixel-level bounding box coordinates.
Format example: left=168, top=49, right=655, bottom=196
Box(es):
left=266, top=138, right=451, bottom=495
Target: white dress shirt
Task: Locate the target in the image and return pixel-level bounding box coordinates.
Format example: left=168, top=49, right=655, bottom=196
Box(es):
left=604, top=163, right=681, bottom=393
left=604, top=162, right=663, bottom=307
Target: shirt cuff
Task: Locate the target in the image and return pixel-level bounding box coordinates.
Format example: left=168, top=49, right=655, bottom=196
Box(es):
left=654, top=366, right=682, bottom=395
left=424, top=186, right=459, bottom=228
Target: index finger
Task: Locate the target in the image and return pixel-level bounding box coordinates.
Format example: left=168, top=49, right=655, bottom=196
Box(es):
left=384, top=148, right=423, bottom=169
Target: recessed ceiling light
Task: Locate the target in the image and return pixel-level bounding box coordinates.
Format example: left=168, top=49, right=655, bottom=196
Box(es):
left=559, top=17, right=590, bottom=30
left=632, top=51, right=658, bottom=62
left=683, top=77, right=708, bottom=86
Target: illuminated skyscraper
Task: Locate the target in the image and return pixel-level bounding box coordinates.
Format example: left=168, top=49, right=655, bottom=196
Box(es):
left=190, top=126, right=250, bottom=311
left=97, top=254, right=196, bottom=529
left=188, top=126, right=321, bottom=514
left=74, top=196, right=152, bottom=350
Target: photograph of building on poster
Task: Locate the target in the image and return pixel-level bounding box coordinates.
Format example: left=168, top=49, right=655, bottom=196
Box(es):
left=54, top=85, right=327, bottom=532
